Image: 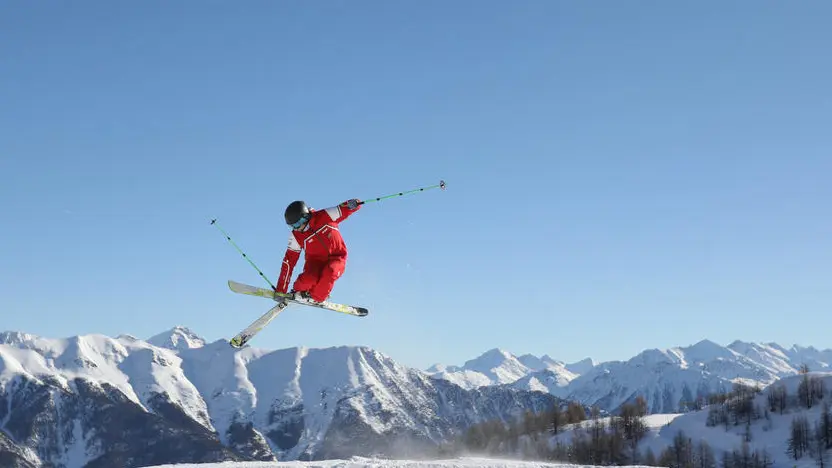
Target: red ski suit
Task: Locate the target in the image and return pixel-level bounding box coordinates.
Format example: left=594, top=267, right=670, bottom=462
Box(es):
left=276, top=201, right=361, bottom=302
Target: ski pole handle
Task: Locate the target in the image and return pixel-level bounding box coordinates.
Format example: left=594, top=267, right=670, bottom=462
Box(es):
left=359, top=180, right=446, bottom=205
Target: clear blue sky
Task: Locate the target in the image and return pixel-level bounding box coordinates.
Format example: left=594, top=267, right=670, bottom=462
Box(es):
left=1, top=1, right=830, bottom=370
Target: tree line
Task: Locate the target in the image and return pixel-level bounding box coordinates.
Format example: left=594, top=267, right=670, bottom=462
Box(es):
left=447, top=371, right=832, bottom=467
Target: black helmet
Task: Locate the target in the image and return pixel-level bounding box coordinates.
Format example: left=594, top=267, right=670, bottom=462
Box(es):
left=284, top=200, right=310, bottom=226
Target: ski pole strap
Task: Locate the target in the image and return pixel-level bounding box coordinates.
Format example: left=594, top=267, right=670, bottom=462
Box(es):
left=359, top=180, right=446, bottom=205
left=210, top=219, right=275, bottom=289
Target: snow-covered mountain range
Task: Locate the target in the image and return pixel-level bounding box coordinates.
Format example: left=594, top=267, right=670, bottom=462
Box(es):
left=2, top=326, right=830, bottom=468
left=425, top=349, right=589, bottom=390
left=143, top=373, right=832, bottom=467
left=0, top=328, right=561, bottom=468
left=143, top=457, right=614, bottom=468
left=427, top=339, right=832, bottom=414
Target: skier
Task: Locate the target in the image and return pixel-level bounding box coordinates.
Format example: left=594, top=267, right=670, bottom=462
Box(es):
left=275, top=198, right=362, bottom=303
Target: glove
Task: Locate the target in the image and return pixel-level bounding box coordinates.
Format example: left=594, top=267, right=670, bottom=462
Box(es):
left=345, top=199, right=361, bottom=209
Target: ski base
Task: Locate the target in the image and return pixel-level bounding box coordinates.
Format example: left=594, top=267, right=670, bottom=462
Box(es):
left=229, top=300, right=288, bottom=348
left=227, top=280, right=368, bottom=317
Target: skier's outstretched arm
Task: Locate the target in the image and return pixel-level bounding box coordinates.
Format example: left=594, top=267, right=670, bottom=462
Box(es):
left=322, top=199, right=362, bottom=224
left=276, top=234, right=301, bottom=293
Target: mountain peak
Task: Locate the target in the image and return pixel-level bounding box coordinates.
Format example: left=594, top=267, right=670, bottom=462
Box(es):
left=483, top=347, right=513, bottom=358
left=693, top=338, right=721, bottom=348
left=629, top=347, right=680, bottom=367
left=565, top=357, right=595, bottom=375
left=425, top=363, right=461, bottom=374
left=682, top=339, right=734, bottom=361
left=463, top=348, right=517, bottom=369
left=517, top=354, right=551, bottom=371
left=0, top=331, right=37, bottom=346
left=147, top=326, right=206, bottom=351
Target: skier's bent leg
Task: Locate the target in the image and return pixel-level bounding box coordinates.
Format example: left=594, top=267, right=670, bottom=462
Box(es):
left=293, top=261, right=325, bottom=293
left=309, top=259, right=346, bottom=302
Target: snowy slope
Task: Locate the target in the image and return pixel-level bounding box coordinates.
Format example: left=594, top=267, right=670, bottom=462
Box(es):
left=511, top=370, right=573, bottom=397
left=145, top=457, right=649, bottom=468
left=556, top=340, right=766, bottom=413
left=0, top=330, right=212, bottom=431
left=550, top=412, right=685, bottom=448
left=749, top=342, right=832, bottom=373
left=550, top=373, right=832, bottom=466
left=637, top=372, right=832, bottom=457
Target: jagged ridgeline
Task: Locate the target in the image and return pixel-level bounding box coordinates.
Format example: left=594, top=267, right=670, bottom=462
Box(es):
left=0, top=328, right=563, bottom=467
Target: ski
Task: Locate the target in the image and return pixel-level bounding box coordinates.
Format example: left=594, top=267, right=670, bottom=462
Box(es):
left=227, top=280, right=368, bottom=317
left=229, top=300, right=289, bottom=348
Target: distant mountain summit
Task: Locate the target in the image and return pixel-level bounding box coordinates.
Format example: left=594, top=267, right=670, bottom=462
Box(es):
left=426, top=348, right=591, bottom=390
left=148, top=326, right=206, bottom=351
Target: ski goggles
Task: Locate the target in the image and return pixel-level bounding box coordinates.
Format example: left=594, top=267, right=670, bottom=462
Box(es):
left=290, top=215, right=309, bottom=230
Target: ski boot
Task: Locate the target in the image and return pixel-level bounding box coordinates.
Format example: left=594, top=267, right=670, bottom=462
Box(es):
left=291, top=290, right=324, bottom=304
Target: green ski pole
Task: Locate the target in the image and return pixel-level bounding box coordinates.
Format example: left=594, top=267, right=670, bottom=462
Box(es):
left=359, top=180, right=446, bottom=205
left=210, top=219, right=275, bottom=289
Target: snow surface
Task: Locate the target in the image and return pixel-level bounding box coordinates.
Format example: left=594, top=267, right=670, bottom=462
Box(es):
left=550, top=373, right=832, bottom=466
left=143, top=456, right=649, bottom=467
left=641, top=373, right=832, bottom=457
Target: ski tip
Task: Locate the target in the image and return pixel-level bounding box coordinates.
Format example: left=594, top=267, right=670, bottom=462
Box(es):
left=229, top=334, right=250, bottom=348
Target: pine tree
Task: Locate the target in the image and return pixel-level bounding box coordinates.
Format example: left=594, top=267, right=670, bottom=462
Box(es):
left=606, top=419, right=626, bottom=465
left=814, top=420, right=828, bottom=468
left=788, top=414, right=811, bottom=460
left=590, top=404, right=601, bottom=420
left=744, top=445, right=774, bottom=468
left=814, top=378, right=828, bottom=403
left=694, top=440, right=716, bottom=468
left=736, top=441, right=751, bottom=468
left=643, top=447, right=657, bottom=466
left=721, top=450, right=732, bottom=468
left=549, top=404, right=563, bottom=435
left=617, top=400, right=648, bottom=463
left=766, top=384, right=787, bottom=414
left=758, top=448, right=774, bottom=468
left=635, top=395, right=648, bottom=416
left=822, top=400, right=832, bottom=450
left=775, top=384, right=788, bottom=414
left=659, top=430, right=694, bottom=468
left=799, top=377, right=812, bottom=409
left=566, top=401, right=586, bottom=424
